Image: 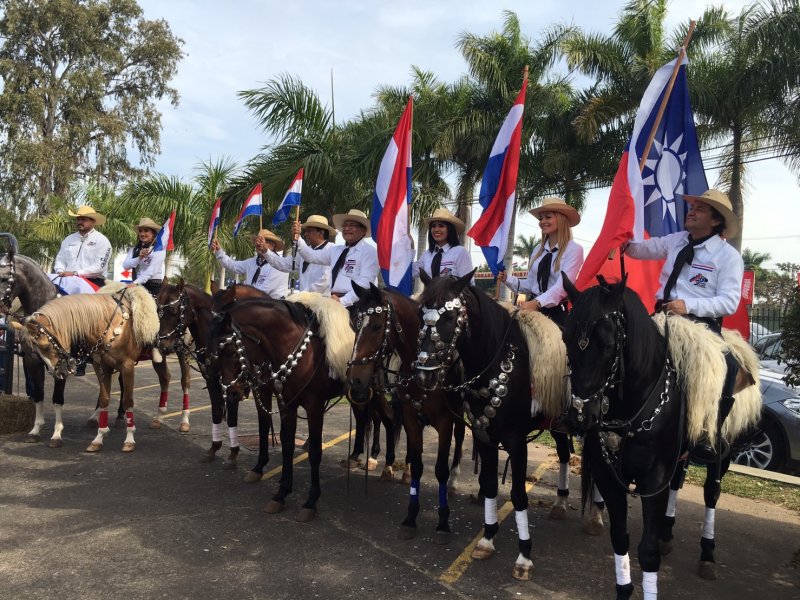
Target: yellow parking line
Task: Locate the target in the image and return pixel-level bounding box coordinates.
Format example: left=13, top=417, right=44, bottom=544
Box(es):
left=161, top=404, right=211, bottom=418
left=260, top=429, right=358, bottom=481
left=438, top=460, right=554, bottom=585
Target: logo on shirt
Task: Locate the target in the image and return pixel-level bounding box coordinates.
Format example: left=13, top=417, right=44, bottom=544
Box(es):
left=690, top=273, right=708, bottom=288
left=344, top=259, right=356, bottom=275
left=440, top=267, right=453, bottom=276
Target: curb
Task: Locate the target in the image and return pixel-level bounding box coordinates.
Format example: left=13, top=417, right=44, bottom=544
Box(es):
left=729, top=463, right=800, bottom=486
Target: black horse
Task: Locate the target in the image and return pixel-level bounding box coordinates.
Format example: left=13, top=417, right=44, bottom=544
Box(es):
left=413, top=270, right=567, bottom=581
left=348, top=282, right=465, bottom=543
left=561, top=274, right=760, bottom=599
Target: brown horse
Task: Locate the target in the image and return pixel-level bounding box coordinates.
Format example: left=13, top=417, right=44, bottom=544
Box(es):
left=348, top=282, right=465, bottom=544
left=20, top=286, right=159, bottom=452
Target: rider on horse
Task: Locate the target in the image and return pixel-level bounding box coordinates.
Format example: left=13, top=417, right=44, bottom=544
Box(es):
left=123, top=217, right=165, bottom=298
left=210, top=228, right=288, bottom=298
left=262, top=214, right=334, bottom=293
left=412, top=207, right=474, bottom=282
left=53, top=205, right=111, bottom=292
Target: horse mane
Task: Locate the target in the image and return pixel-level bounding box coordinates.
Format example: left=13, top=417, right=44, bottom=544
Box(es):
left=287, top=292, right=354, bottom=380
left=31, top=294, right=120, bottom=347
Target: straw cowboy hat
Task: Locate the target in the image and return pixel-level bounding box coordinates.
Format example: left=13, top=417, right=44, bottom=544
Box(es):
left=300, top=214, right=337, bottom=236
left=424, top=207, right=465, bottom=235
left=68, top=205, right=106, bottom=226
left=136, top=217, right=161, bottom=233
left=529, top=197, right=580, bottom=227
left=254, top=228, right=285, bottom=252
left=683, top=188, right=738, bottom=238
left=332, top=209, right=371, bottom=237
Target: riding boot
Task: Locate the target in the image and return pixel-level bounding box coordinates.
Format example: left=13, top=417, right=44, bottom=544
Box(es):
left=691, top=395, right=735, bottom=465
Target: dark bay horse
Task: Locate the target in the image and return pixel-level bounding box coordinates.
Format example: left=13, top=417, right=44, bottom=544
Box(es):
left=561, top=275, right=760, bottom=599
left=348, top=282, right=465, bottom=544
left=413, top=271, right=567, bottom=581
left=207, top=294, right=350, bottom=521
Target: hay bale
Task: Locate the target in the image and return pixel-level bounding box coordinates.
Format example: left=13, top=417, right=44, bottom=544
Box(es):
left=0, top=393, right=34, bottom=434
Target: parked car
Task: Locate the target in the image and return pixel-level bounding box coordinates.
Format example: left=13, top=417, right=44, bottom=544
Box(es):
left=749, top=322, right=773, bottom=344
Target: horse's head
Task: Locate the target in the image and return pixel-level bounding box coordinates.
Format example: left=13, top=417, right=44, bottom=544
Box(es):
left=22, top=314, right=76, bottom=379
left=414, top=269, right=475, bottom=391
left=156, top=280, right=188, bottom=354
left=347, top=282, right=392, bottom=402
left=562, top=274, right=628, bottom=432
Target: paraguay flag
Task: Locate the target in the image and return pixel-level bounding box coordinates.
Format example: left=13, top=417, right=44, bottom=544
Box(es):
left=207, top=198, right=221, bottom=247
left=372, top=97, right=414, bottom=295
left=467, top=83, right=527, bottom=275
left=576, top=55, right=707, bottom=313
left=154, top=211, right=176, bottom=252
left=233, top=183, right=263, bottom=237
left=272, top=168, right=303, bottom=226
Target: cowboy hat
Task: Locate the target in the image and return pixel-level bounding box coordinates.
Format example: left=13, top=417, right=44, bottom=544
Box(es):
left=300, top=214, right=337, bottom=236
left=68, top=205, right=106, bottom=226
left=423, top=207, right=465, bottom=235
left=529, top=197, right=580, bottom=227
left=254, top=228, right=285, bottom=252
left=683, top=188, right=738, bottom=238
left=332, top=209, right=371, bottom=237
left=136, top=217, right=161, bottom=233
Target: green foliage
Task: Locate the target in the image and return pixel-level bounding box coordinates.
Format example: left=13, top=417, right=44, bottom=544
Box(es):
left=757, top=262, right=800, bottom=314
left=781, top=286, right=800, bottom=388
left=0, top=0, right=184, bottom=219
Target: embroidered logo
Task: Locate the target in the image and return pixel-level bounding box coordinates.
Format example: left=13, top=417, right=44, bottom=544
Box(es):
left=344, top=259, right=356, bottom=275
left=690, top=273, right=708, bottom=288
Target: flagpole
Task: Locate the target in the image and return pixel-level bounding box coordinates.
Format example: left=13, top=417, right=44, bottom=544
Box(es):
left=288, top=204, right=301, bottom=294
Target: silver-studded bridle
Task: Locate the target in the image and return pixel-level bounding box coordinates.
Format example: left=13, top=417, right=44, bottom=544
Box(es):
left=414, top=295, right=467, bottom=379
left=0, top=255, right=16, bottom=314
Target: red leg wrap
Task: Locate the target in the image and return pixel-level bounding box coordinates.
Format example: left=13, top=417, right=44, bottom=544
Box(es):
left=182, top=393, right=190, bottom=410
left=126, top=411, right=134, bottom=428
left=98, top=411, right=109, bottom=429
left=158, top=391, right=168, bottom=408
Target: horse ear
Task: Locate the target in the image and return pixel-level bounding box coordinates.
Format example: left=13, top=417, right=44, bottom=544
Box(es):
left=210, top=280, right=220, bottom=294
left=452, top=269, right=476, bottom=295
left=419, top=269, right=432, bottom=287
left=352, top=280, right=368, bottom=300
left=561, top=272, right=579, bottom=304
left=368, top=282, right=382, bottom=300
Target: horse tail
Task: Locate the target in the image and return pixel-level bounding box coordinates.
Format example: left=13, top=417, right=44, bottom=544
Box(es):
left=451, top=417, right=466, bottom=472
left=580, top=441, right=595, bottom=518
left=390, top=391, right=404, bottom=449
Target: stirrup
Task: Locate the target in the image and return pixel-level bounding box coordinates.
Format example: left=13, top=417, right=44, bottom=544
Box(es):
left=690, top=436, right=730, bottom=465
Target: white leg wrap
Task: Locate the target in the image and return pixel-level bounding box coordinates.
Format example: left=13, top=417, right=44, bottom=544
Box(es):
left=30, top=402, right=45, bottom=435
left=614, top=553, right=631, bottom=585
left=448, top=464, right=460, bottom=489
left=91, top=428, right=109, bottom=446
left=558, top=462, right=569, bottom=491
left=181, top=409, right=190, bottom=424
left=666, top=488, right=678, bottom=518
left=702, top=507, right=715, bottom=539
left=593, top=484, right=604, bottom=503
left=484, top=497, right=498, bottom=525
left=515, top=510, right=530, bottom=541
left=642, top=571, right=658, bottom=599
left=52, top=405, right=64, bottom=440
left=228, top=426, right=239, bottom=448
left=124, top=427, right=136, bottom=445
left=515, top=552, right=533, bottom=567
left=152, top=348, right=163, bottom=363
left=211, top=422, right=223, bottom=443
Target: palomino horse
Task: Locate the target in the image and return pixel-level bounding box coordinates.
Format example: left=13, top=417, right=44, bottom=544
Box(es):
left=413, top=271, right=568, bottom=581
left=20, top=286, right=160, bottom=452
left=207, top=293, right=353, bottom=521
left=348, top=282, right=465, bottom=543
left=561, top=275, right=760, bottom=599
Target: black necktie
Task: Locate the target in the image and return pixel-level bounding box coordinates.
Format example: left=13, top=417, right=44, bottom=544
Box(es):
left=431, top=247, right=443, bottom=277
left=302, top=241, right=328, bottom=274
left=251, top=255, right=266, bottom=285
left=536, top=247, right=557, bottom=292
left=661, top=234, right=714, bottom=301
left=331, top=246, right=350, bottom=286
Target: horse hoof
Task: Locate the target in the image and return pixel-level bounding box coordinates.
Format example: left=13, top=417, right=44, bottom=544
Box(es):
left=434, top=530, right=452, bottom=545
left=85, top=442, right=103, bottom=453
left=583, top=508, right=604, bottom=536
left=295, top=508, right=316, bottom=523
left=222, top=460, right=237, bottom=471
left=511, top=563, right=533, bottom=581
left=149, top=419, right=162, bottom=430
left=392, top=460, right=406, bottom=471
left=86, top=418, right=98, bottom=428
left=549, top=496, right=568, bottom=520
left=470, top=545, right=495, bottom=561
left=242, top=471, right=261, bottom=483
left=263, top=500, right=285, bottom=514
left=698, top=560, right=717, bottom=580
left=659, top=538, right=673, bottom=556
left=365, top=457, right=378, bottom=471
left=400, top=472, right=412, bottom=485
left=178, top=422, right=190, bottom=433
left=49, top=438, right=63, bottom=448
left=121, top=442, right=136, bottom=453
left=25, top=434, right=41, bottom=444
left=380, top=467, right=394, bottom=481
left=341, top=457, right=361, bottom=469
left=398, top=525, right=417, bottom=540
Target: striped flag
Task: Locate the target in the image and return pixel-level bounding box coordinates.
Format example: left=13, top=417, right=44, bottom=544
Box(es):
left=233, top=183, right=263, bottom=237
left=372, top=97, right=414, bottom=295
left=273, top=168, right=303, bottom=226
left=154, top=211, right=176, bottom=252
left=207, top=197, right=221, bottom=247
left=468, top=83, right=527, bottom=276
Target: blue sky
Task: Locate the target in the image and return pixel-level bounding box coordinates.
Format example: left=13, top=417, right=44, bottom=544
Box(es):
left=138, top=0, right=799, bottom=271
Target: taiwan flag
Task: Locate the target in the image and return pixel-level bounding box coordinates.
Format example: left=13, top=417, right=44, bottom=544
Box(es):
left=371, top=97, right=414, bottom=295
left=468, top=82, right=527, bottom=275
left=233, top=183, right=263, bottom=237
left=576, top=55, right=707, bottom=313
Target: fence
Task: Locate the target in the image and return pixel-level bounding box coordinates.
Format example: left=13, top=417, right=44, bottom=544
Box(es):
left=749, top=305, right=784, bottom=334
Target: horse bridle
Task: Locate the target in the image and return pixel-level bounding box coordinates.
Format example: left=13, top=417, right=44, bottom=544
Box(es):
left=414, top=295, right=467, bottom=381
left=157, top=290, right=189, bottom=344
left=0, top=256, right=16, bottom=315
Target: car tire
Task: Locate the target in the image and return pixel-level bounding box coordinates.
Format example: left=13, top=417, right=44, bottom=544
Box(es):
left=732, top=419, right=787, bottom=471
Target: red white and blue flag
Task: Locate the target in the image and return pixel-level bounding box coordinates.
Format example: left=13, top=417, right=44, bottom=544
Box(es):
left=372, top=97, right=414, bottom=295
left=272, top=168, right=303, bottom=226
left=468, top=83, right=527, bottom=275
left=207, top=197, right=221, bottom=247
left=576, top=56, right=707, bottom=313
left=154, top=211, right=176, bottom=252
left=233, top=183, right=263, bottom=237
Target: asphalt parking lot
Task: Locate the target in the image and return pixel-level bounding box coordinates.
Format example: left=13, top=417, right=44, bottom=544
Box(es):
left=1, top=357, right=799, bottom=599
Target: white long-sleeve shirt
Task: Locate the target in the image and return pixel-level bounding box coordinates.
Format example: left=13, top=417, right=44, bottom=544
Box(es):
left=53, top=229, right=112, bottom=279
left=122, top=246, right=165, bottom=285
left=626, top=231, right=743, bottom=318
left=412, top=243, right=474, bottom=281
left=215, top=249, right=289, bottom=299
left=263, top=241, right=332, bottom=294
left=504, top=239, right=583, bottom=307
left=297, top=237, right=378, bottom=307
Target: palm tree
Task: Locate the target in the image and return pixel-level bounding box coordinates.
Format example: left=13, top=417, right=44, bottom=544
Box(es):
left=513, top=233, right=541, bottom=267
left=742, top=247, right=772, bottom=276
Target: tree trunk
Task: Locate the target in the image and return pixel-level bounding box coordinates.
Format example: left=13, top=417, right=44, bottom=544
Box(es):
left=727, top=124, right=744, bottom=251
